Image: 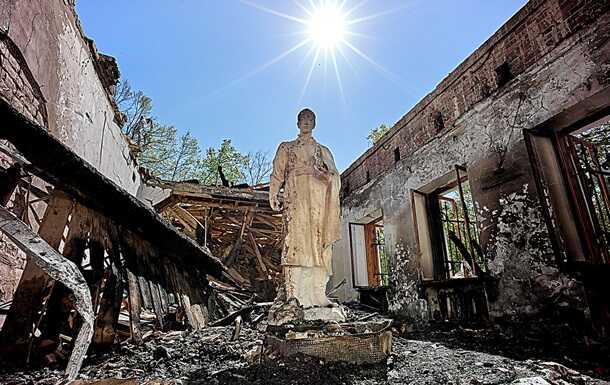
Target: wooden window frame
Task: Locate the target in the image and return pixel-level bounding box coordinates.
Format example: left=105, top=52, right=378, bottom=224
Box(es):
left=526, top=117, right=610, bottom=266
left=348, top=217, right=387, bottom=288
left=412, top=166, right=483, bottom=281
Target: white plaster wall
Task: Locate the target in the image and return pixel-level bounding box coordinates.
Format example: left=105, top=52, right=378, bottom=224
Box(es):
left=55, top=14, right=140, bottom=195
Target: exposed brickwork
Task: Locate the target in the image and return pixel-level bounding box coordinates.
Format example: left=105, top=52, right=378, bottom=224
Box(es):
left=341, top=0, right=610, bottom=193
left=0, top=33, right=47, bottom=127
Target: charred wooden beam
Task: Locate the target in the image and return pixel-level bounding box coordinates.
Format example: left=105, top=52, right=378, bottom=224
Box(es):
left=126, top=270, right=143, bottom=344
left=0, top=99, right=223, bottom=279
left=249, top=232, right=268, bottom=275
left=0, top=206, right=93, bottom=380
left=152, top=180, right=272, bottom=205
left=0, top=190, right=72, bottom=364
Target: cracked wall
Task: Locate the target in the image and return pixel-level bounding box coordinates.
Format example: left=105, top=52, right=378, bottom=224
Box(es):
left=0, top=0, right=140, bottom=195
left=332, top=0, right=610, bottom=329
left=0, top=0, right=144, bottom=329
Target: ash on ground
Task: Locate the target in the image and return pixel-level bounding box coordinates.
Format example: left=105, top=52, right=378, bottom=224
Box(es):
left=1, top=307, right=608, bottom=385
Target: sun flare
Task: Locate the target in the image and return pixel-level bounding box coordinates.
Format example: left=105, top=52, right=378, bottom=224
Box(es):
left=307, top=3, right=347, bottom=50
left=239, top=0, right=404, bottom=103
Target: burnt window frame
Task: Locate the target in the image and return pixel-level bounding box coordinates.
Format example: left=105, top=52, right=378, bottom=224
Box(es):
left=412, top=166, right=485, bottom=281
left=526, top=108, right=610, bottom=267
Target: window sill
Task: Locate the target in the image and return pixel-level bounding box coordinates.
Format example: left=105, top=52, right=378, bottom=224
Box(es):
left=422, top=277, right=487, bottom=289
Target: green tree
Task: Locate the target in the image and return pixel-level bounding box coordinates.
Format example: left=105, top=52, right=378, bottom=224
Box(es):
left=198, top=139, right=249, bottom=186
left=168, top=132, right=201, bottom=181
left=367, top=124, right=390, bottom=146
left=114, top=79, right=266, bottom=185
left=136, top=121, right=177, bottom=178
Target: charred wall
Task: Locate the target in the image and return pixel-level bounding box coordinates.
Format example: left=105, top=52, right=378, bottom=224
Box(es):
left=333, top=0, right=610, bottom=334
left=0, top=0, right=144, bottom=311
left=0, top=0, right=140, bottom=194
left=0, top=1, right=227, bottom=376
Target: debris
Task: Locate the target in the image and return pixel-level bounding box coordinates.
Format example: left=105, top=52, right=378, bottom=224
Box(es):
left=152, top=346, right=169, bottom=360
left=0, top=206, right=94, bottom=380
left=232, top=316, right=242, bottom=341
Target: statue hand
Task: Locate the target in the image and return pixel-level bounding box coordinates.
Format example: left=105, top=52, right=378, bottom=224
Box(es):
left=314, top=168, right=331, bottom=182
left=270, top=195, right=282, bottom=211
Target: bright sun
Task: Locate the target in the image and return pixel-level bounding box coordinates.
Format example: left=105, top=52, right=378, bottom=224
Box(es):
left=308, top=3, right=347, bottom=49
left=240, top=0, right=402, bottom=103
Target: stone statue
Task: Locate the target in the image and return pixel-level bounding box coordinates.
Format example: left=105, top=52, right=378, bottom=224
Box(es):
left=269, top=109, right=344, bottom=323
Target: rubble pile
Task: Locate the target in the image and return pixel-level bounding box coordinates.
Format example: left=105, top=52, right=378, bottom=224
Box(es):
left=1, top=307, right=607, bottom=385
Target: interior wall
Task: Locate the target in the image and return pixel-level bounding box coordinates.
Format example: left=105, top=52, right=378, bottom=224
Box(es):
left=334, top=7, right=610, bottom=326
left=0, top=0, right=140, bottom=195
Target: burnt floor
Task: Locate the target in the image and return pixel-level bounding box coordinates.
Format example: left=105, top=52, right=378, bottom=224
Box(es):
left=1, top=321, right=609, bottom=385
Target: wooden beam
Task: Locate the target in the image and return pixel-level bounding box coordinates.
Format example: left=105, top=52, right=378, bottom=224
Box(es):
left=171, top=198, right=275, bottom=213
left=126, top=270, right=143, bottom=344
left=0, top=206, right=93, bottom=380
left=224, top=209, right=254, bottom=266
left=0, top=98, right=223, bottom=280
left=0, top=190, right=73, bottom=365
left=249, top=232, right=268, bottom=275
left=149, top=281, right=165, bottom=329
left=173, top=205, right=205, bottom=230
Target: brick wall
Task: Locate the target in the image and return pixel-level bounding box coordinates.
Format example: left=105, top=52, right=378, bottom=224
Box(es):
left=0, top=0, right=142, bottom=196
left=341, top=0, right=610, bottom=194
left=0, top=34, right=47, bottom=127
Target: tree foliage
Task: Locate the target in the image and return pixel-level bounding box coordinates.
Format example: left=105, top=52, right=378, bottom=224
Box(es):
left=114, top=80, right=273, bottom=186
left=367, top=124, right=390, bottom=146
left=198, top=139, right=249, bottom=186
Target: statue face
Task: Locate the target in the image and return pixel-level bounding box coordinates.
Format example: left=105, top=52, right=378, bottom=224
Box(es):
left=298, top=112, right=316, bottom=135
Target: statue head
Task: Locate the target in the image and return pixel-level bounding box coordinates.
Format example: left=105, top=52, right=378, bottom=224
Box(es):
left=297, top=108, right=316, bottom=135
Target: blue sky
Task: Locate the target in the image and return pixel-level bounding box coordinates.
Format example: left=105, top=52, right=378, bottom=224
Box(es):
left=76, top=0, right=527, bottom=171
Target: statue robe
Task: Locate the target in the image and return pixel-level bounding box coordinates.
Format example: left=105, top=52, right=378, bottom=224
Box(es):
left=269, top=134, right=341, bottom=273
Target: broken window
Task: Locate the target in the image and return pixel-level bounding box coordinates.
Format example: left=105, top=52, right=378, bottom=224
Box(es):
left=495, top=62, right=512, bottom=88
left=349, top=217, right=390, bottom=288
left=433, top=112, right=445, bottom=132
left=412, top=166, right=484, bottom=281
left=527, top=115, right=610, bottom=264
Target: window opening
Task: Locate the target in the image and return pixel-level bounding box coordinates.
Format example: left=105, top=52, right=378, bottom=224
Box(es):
left=436, top=168, right=483, bottom=278
left=434, top=112, right=445, bottom=132
left=526, top=114, right=610, bottom=265
left=413, top=166, right=484, bottom=281
left=495, top=62, right=512, bottom=88
left=564, top=123, right=610, bottom=263
left=348, top=217, right=389, bottom=288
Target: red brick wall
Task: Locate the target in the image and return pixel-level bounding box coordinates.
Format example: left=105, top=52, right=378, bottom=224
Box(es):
left=0, top=34, right=47, bottom=127
left=341, top=0, right=610, bottom=194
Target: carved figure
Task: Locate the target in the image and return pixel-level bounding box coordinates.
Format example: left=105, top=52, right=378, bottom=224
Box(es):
left=269, top=109, right=342, bottom=311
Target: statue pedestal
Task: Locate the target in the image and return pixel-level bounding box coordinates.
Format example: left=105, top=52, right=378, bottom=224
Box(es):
left=263, top=320, right=393, bottom=365
left=265, top=295, right=391, bottom=364
left=303, top=306, right=346, bottom=322
left=267, top=297, right=347, bottom=326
